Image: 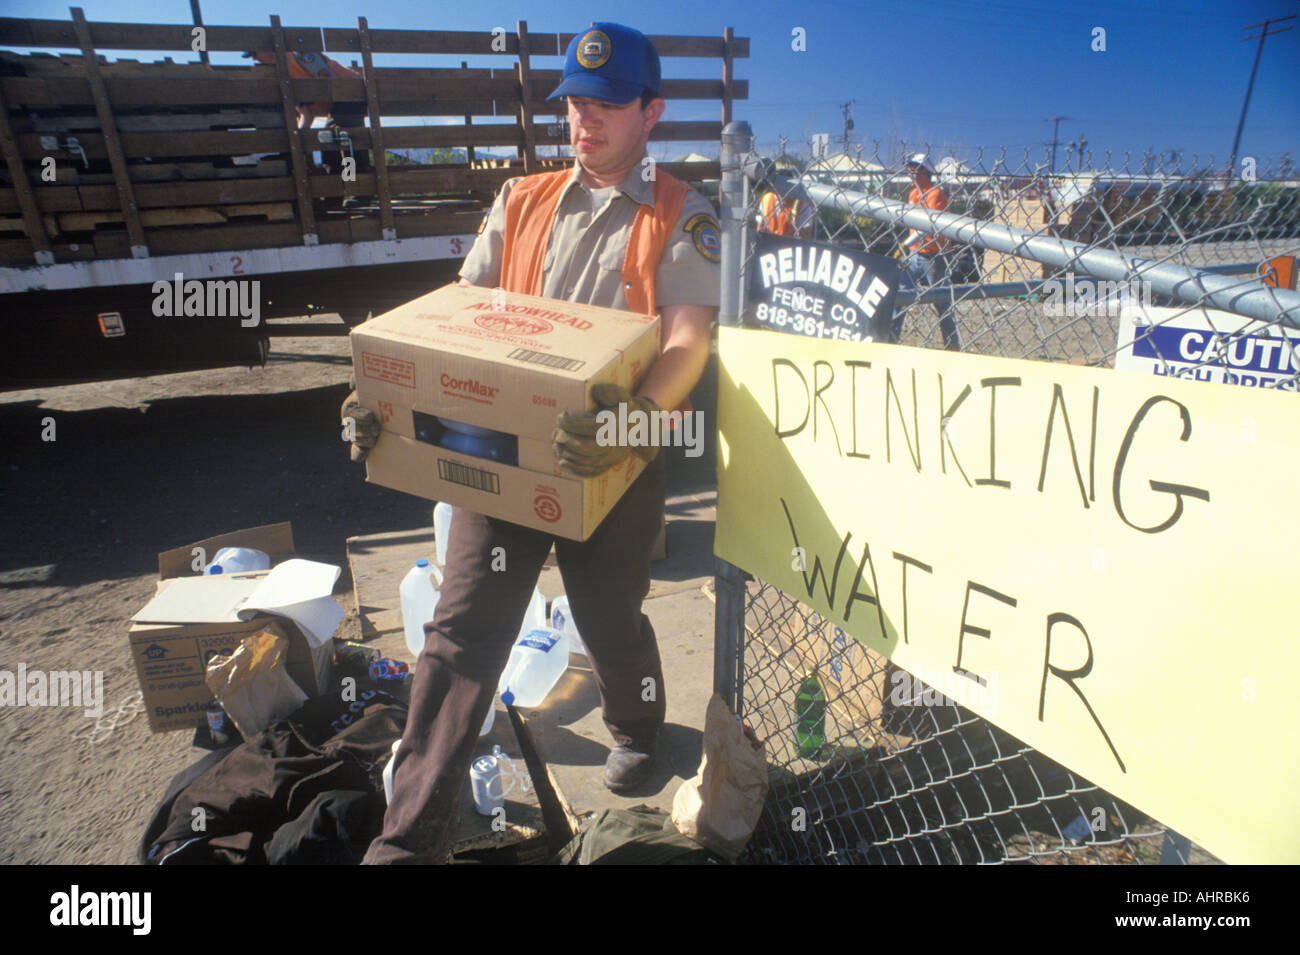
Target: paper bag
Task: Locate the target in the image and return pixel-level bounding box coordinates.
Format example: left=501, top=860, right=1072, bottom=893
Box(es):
left=205, top=629, right=308, bottom=739
left=671, top=693, right=769, bottom=861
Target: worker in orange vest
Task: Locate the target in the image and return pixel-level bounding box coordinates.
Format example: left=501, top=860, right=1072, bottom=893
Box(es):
left=892, top=153, right=960, bottom=349
left=245, top=49, right=371, bottom=183
left=245, top=49, right=361, bottom=129
left=349, top=22, right=719, bottom=864
left=758, top=186, right=813, bottom=238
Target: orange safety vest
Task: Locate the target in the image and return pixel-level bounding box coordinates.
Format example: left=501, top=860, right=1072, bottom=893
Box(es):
left=499, top=166, right=692, bottom=415
left=252, top=50, right=358, bottom=80
left=252, top=51, right=357, bottom=119
left=906, top=183, right=951, bottom=255
left=500, top=167, right=688, bottom=317
left=759, top=190, right=801, bottom=237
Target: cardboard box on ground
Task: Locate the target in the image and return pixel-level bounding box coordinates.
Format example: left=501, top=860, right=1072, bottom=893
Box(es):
left=128, top=523, right=337, bottom=733
left=351, top=283, right=662, bottom=541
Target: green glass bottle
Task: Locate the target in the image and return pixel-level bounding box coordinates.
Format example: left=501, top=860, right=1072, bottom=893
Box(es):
left=794, top=670, right=826, bottom=758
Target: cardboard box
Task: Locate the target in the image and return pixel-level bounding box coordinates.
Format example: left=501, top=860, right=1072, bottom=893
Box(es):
left=351, top=283, right=661, bottom=540
left=129, top=523, right=335, bottom=733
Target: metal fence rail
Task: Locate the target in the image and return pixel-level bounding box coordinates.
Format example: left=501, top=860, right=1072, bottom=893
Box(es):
left=736, top=139, right=1300, bottom=369
left=714, top=124, right=1299, bottom=865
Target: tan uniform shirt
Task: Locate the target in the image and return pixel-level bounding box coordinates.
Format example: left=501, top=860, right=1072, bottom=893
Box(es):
left=459, top=156, right=721, bottom=312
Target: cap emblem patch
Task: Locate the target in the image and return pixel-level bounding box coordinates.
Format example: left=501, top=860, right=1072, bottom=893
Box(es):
left=576, top=29, right=612, bottom=70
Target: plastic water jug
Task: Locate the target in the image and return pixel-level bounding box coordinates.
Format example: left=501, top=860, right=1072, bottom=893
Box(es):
left=549, top=595, right=587, bottom=658
left=382, top=739, right=401, bottom=804
left=495, top=587, right=548, bottom=694
left=521, top=587, right=546, bottom=635
left=493, top=746, right=531, bottom=796
left=207, top=546, right=269, bottom=574
left=498, top=626, right=569, bottom=708
left=433, top=502, right=453, bottom=566
left=470, top=746, right=505, bottom=816
left=399, top=559, right=443, bottom=659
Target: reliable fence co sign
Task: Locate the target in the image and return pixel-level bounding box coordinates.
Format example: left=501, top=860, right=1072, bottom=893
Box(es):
left=744, top=234, right=900, bottom=343
left=715, top=326, right=1299, bottom=864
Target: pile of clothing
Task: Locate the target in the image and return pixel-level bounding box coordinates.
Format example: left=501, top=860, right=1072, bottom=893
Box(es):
left=139, top=690, right=405, bottom=865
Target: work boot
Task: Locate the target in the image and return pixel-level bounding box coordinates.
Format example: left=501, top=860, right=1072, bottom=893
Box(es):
left=603, top=737, right=656, bottom=793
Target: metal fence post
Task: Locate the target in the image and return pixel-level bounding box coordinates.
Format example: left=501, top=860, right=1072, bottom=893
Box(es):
left=713, top=120, right=753, bottom=713
left=719, top=120, right=752, bottom=328
left=1160, top=831, right=1191, bottom=864
left=713, top=558, right=746, bottom=711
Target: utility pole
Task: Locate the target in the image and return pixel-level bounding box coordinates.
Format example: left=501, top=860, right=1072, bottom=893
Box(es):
left=840, top=100, right=855, bottom=154
left=1229, top=15, right=1294, bottom=175
left=1045, top=116, right=1068, bottom=173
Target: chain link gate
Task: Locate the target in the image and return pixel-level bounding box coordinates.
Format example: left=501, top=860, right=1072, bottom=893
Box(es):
left=711, top=123, right=1300, bottom=865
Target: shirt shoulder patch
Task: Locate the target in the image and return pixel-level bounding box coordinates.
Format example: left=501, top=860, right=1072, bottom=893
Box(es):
left=683, top=212, right=721, bottom=263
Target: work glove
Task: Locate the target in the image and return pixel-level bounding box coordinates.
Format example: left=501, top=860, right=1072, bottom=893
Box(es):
left=553, top=382, right=661, bottom=478
left=340, top=386, right=381, bottom=463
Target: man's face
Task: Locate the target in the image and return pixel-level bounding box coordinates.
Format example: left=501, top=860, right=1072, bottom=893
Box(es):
left=566, top=95, right=664, bottom=177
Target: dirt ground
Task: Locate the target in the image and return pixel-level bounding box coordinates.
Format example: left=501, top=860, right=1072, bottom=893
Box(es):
left=0, top=308, right=1231, bottom=866
left=0, top=323, right=418, bottom=863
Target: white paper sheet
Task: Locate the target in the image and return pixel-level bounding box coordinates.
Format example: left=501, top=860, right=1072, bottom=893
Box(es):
left=131, top=576, right=259, bottom=624
left=237, top=559, right=344, bottom=647
left=132, top=558, right=343, bottom=646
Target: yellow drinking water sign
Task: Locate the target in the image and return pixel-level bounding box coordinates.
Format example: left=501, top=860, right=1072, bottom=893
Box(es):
left=715, top=325, right=1299, bottom=864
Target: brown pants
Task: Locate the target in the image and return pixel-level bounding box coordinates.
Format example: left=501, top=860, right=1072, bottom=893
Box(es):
left=364, top=455, right=666, bottom=863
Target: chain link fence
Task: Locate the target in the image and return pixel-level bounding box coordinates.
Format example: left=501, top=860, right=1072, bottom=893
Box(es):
left=714, top=130, right=1300, bottom=865
left=748, top=142, right=1299, bottom=372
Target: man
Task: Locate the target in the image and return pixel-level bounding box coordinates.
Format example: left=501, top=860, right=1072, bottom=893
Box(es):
left=758, top=184, right=813, bottom=238
left=892, top=153, right=960, bottom=350
left=245, top=49, right=371, bottom=181
left=245, top=49, right=362, bottom=131
left=344, top=22, right=720, bottom=864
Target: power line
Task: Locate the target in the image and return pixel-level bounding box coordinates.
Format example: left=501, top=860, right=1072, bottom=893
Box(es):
left=1045, top=116, right=1069, bottom=173
left=1229, top=14, right=1295, bottom=173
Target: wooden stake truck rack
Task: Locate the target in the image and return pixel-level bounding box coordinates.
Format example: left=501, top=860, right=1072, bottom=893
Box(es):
left=0, top=10, right=747, bottom=383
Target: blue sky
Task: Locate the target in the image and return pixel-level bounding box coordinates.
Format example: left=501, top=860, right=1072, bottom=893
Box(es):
left=3, top=0, right=1297, bottom=170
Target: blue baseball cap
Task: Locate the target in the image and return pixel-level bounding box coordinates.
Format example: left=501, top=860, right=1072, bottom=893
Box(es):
left=547, top=23, right=661, bottom=105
